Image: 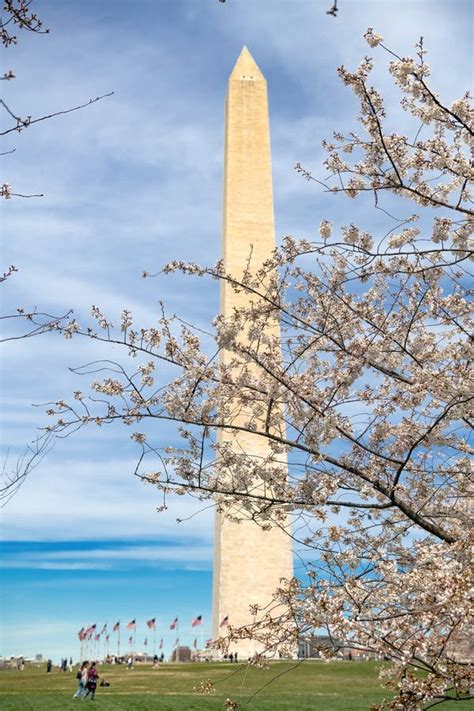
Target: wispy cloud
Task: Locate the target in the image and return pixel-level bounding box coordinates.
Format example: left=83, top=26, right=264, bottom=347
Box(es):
left=3, top=561, right=114, bottom=571
left=2, top=543, right=213, bottom=570
left=0, top=456, right=214, bottom=542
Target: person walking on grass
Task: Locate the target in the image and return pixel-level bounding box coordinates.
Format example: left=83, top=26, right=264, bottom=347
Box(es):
left=73, top=661, right=89, bottom=699
left=83, top=661, right=99, bottom=701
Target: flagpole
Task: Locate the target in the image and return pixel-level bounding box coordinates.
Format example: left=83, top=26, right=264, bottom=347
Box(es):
left=153, top=627, right=156, bottom=657
left=118, top=627, right=120, bottom=659
left=177, top=620, right=179, bottom=663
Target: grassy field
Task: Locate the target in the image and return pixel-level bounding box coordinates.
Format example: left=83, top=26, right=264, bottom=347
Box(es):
left=0, top=660, right=472, bottom=710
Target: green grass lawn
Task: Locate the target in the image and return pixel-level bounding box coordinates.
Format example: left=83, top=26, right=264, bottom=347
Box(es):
left=0, top=661, right=386, bottom=710
left=0, top=660, right=472, bottom=710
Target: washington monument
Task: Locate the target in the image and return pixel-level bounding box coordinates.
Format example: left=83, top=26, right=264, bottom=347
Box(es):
left=211, top=47, right=293, bottom=657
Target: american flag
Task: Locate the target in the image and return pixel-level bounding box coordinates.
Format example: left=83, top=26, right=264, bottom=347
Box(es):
left=94, top=634, right=100, bottom=642
left=78, top=628, right=85, bottom=641
left=105, top=635, right=110, bottom=642
left=193, top=638, right=197, bottom=649
left=169, top=617, right=178, bottom=630
left=191, top=615, right=202, bottom=628
left=174, top=637, right=179, bottom=647
left=126, top=619, right=136, bottom=630
left=220, top=615, right=229, bottom=628
left=100, top=623, right=107, bottom=635
left=128, top=635, right=133, bottom=645
left=85, top=624, right=96, bottom=640
left=146, top=618, right=156, bottom=629
left=113, top=621, right=120, bottom=632
left=144, top=637, right=148, bottom=647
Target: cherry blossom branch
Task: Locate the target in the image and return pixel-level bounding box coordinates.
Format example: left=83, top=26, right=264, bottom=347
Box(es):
left=0, top=92, right=114, bottom=137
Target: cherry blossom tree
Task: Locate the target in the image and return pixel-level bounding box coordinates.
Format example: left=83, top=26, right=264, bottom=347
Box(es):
left=31, top=30, right=473, bottom=709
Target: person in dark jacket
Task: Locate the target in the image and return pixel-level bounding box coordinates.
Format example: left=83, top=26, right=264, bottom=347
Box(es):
left=83, top=661, right=99, bottom=701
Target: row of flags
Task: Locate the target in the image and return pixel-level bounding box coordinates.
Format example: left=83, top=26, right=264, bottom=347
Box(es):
left=78, top=615, right=230, bottom=643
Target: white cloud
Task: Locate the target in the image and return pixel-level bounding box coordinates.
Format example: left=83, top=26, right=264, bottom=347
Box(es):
left=2, top=543, right=213, bottom=570
left=3, top=561, right=114, bottom=571
left=0, top=456, right=214, bottom=542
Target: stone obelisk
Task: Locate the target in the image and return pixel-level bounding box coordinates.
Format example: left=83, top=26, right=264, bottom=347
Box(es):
left=211, top=47, right=293, bottom=658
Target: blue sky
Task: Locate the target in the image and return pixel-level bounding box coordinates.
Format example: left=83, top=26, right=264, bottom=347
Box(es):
left=1, top=0, right=471, bottom=662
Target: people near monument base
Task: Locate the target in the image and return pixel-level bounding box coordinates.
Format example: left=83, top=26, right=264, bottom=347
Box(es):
left=83, top=661, right=99, bottom=701
left=127, top=656, right=134, bottom=670
left=73, top=661, right=89, bottom=699
left=46, top=659, right=52, bottom=673
left=225, top=652, right=238, bottom=663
